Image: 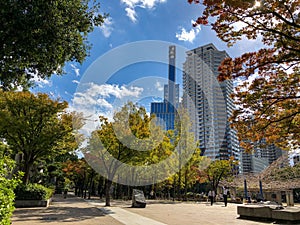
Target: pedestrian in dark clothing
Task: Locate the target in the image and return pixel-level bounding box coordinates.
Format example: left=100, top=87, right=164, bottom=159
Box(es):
left=223, top=186, right=229, bottom=207
left=63, top=189, right=68, bottom=199
left=208, top=190, right=215, bottom=206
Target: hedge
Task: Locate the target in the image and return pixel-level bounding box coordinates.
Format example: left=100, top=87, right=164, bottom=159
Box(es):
left=14, top=183, right=54, bottom=201
left=0, top=179, right=16, bottom=225
left=0, top=143, right=20, bottom=225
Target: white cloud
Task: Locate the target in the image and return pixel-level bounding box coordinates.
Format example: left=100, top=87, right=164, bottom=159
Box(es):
left=176, top=20, right=201, bottom=43
left=84, top=83, right=143, bottom=99
left=125, top=7, right=137, bottom=23
left=234, top=72, right=260, bottom=90
left=233, top=37, right=263, bottom=56
left=155, top=81, right=164, bottom=92
left=122, top=0, right=166, bottom=8
left=121, top=0, right=166, bottom=22
left=72, top=80, right=80, bottom=84
left=72, top=83, right=143, bottom=116
left=100, top=17, right=114, bottom=37
left=70, top=83, right=144, bottom=138
left=70, top=64, right=80, bottom=77
left=30, top=73, right=52, bottom=88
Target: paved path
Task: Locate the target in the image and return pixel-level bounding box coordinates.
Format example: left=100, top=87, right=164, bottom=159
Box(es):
left=12, top=194, right=122, bottom=225
left=12, top=194, right=274, bottom=225
left=123, top=201, right=271, bottom=225
left=100, top=207, right=167, bottom=225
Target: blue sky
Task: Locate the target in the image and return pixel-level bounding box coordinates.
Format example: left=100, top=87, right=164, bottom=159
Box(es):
left=31, top=0, right=263, bottom=129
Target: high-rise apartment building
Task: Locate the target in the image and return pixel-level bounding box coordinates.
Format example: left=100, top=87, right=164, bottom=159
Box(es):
left=241, top=142, right=283, bottom=173
left=182, top=43, right=240, bottom=161
left=151, top=45, right=179, bottom=130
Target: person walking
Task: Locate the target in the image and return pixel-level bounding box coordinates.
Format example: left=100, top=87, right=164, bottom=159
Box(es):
left=223, top=186, right=229, bottom=207
left=208, top=189, right=215, bottom=206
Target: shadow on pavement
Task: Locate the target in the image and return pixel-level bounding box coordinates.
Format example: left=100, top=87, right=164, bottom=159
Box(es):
left=12, top=194, right=109, bottom=224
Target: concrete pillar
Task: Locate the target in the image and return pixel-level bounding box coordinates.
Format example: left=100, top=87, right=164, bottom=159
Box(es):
left=286, top=190, right=294, bottom=206
left=275, top=191, right=282, bottom=204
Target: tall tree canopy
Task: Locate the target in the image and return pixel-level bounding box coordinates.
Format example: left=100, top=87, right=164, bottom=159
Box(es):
left=0, top=91, right=80, bottom=184
left=169, top=107, right=202, bottom=198
left=0, top=0, right=105, bottom=90
left=189, top=0, right=300, bottom=151
left=86, top=102, right=170, bottom=206
left=204, top=158, right=235, bottom=194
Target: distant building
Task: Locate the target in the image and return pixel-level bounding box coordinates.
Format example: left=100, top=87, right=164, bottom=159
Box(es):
left=241, top=152, right=269, bottom=173
left=289, top=149, right=300, bottom=166
left=241, top=143, right=284, bottom=173
left=151, top=45, right=179, bottom=130
left=182, top=43, right=240, bottom=161
left=293, top=155, right=300, bottom=165
left=258, top=144, right=283, bottom=165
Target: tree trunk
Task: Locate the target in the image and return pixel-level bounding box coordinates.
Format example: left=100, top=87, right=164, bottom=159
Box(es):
left=177, top=172, right=181, bottom=200
left=127, top=185, right=131, bottom=200
left=22, top=160, right=32, bottom=184
left=184, top=170, right=188, bottom=201
left=105, top=179, right=112, bottom=206
left=98, top=176, right=105, bottom=198
left=75, top=186, right=78, bottom=196
left=173, top=179, right=176, bottom=201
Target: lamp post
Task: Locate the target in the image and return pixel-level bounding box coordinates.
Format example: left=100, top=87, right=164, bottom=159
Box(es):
left=244, top=179, right=248, bottom=202
left=259, top=179, right=263, bottom=201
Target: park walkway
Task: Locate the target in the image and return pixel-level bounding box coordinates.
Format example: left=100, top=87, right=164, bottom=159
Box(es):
left=12, top=194, right=274, bottom=225
left=12, top=194, right=122, bottom=225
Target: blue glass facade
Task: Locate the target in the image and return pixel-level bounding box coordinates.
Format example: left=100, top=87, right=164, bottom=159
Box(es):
left=150, top=102, right=176, bottom=130
left=151, top=46, right=179, bottom=131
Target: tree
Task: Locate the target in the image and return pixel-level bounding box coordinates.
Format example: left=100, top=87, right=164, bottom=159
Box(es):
left=32, top=152, right=79, bottom=189
left=86, top=102, right=168, bottom=206
left=168, top=106, right=201, bottom=199
left=189, top=0, right=300, bottom=151
left=0, top=0, right=106, bottom=90
left=0, top=91, right=80, bottom=184
left=62, top=158, right=96, bottom=198
left=181, top=148, right=203, bottom=199
left=204, top=159, right=235, bottom=194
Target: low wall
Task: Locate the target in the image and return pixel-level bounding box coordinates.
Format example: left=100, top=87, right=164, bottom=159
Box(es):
left=238, top=205, right=300, bottom=222
left=15, top=198, right=52, bottom=208
left=272, top=208, right=300, bottom=221
left=238, top=205, right=272, bottom=219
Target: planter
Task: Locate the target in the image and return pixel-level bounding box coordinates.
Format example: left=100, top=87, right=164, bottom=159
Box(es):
left=15, top=198, right=52, bottom=208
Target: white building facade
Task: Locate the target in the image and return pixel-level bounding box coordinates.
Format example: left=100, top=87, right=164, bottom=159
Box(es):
left=182, top=43, right=240, bottom=162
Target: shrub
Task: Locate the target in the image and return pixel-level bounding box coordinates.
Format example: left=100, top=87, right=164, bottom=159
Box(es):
left=15, top=184, right=54, bottom=200
left=195, top=193, right=201, bottom=198
left=0, top=179, right=17, bottom=225
left=0, top=143, right=21, bottom=225
left=186, top=192, right=194, bottom=198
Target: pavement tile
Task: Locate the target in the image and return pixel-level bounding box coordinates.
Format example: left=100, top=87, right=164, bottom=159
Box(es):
left=12, top=194, right=278, bottom=225
left=12, top=194, right=122, bottom=225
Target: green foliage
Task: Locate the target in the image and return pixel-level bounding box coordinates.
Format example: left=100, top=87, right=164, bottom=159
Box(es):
left=186, top=192, right=194, bottom=197
left=0, top=0, right=106, bottom=90
left=204, top=159, right=234, bottom=193
left=86, top=102, right=172, bottom=206
left=0, top=91, right=81, bottom=184
left=87, top=102, right=168, bottom=177
left=0, top=183, right=15, bottom=225
left=166, top=107, right=203, bottom=198
left=14, top=184, right=54, bottom=200
left=0, top=143, right=21, bottom=225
